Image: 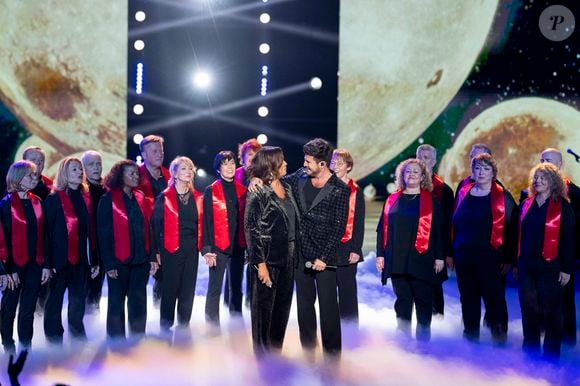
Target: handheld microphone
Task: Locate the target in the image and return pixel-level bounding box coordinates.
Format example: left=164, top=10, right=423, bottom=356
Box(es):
left=305, top=261, right=337, bottom=270
left=567, top=148, right=580, bottom=163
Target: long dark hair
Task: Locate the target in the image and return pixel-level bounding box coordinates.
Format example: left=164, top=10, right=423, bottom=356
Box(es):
left=248, top=146, right=284, bottom=185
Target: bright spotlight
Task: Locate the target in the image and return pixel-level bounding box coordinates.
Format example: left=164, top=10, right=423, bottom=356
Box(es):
left=134, top=40, right=145, bottom=51
left=133, top=134, right=144, bottom=145
left=386, top=182, right=397, bottom=194
left=257, top=106, right=269, bottom=117
left=133, top=104, right=144, bottom=115
left=257, top=134, right=268, bottom=144
left=135, top=11, right=146, bottom=22
left=197, top=169, right=207, bottom=178
left=259, top=43, right=270, bottom=54
left=193, top=71, right=211, bottom=89
left=310, top=77, right=322, bottom=90
left=259, top=13, right=271, bottom=24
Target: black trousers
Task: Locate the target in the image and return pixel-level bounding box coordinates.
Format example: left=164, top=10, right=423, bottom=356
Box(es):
left=391, top=275, right=433, bottom=340
left=106, top=262, right=149, bottom=339
left=86, top=262, right=105, bottom=308
left=0, top=262, right=41, bottom=352
left=336, top=263, right=359, bottom=325
left=295, top=265, right=341, bottom=356
left=518, top=268, right=564, bottom=359
left=562, top=271, right=576, bottom=345
left=160, top=248, right=199, bottom=330
left=205, top=251, right=244, bottom=325
left=44, top=262, right=89, bottom=343
left=455, top=263, right=507, bottom=340
left=251, top=264, right=294, bottom=356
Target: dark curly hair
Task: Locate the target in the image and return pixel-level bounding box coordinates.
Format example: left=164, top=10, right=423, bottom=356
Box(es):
left=303, top=138, right=334, bottom=166
left=104, top=160, right=138, bottom=190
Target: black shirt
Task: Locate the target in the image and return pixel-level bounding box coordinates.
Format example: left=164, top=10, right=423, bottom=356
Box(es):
left=452, top=193, right=493, bottom=262
left=145, top=167, right=168, bottom=199
left=31, top=176, right=50, bottom=200
left=303, top=178, right=321, bottom=209
left=281, top=196, right=296, bottom=242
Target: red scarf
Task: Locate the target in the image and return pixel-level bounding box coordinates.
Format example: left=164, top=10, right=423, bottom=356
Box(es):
left=10, top=193, right=44, bottom=267
left=341, top=179, right=359, bottom=243
left=111, top=189, right=150, bottom=262
left=381, top=189, right=432, bottom=253
left=211, top=179, right=247, bottom=251
left=138, top=164, right=169, bottom=207
left=234, top=167, right=246, bottom=186
left=431, top=173, right=445, bottom=202
left=57, top=189, right=94, bottom=265
left=163, top=186, right=204, bottom=253
left=453, top=182, right=506, bottom=249
left=519, top=197, right=561, bottom=262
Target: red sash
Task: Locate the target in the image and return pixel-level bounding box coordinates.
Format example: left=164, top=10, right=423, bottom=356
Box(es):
left=163, top=187, right=204, bottom=253
left=234, top=167, right=246, bottom=186
left=0, top=217, right=7, bottom=264
left=10, top=193, right=44, bottom=267
left=341, top=179, right=359, bottom=243
left=381, top=189, right=432, bottom=253
left=42, top=175, right=53, bottom=190
left=138, top=164, right=169, bottom=207
left=57, top=189, right=94, bottom=265
left=112, top=189, right=150, bottom=262
left=518, top=197, right=561, bottom=262
left=211, top=180, right=247, bottom=251
left=453, top=182, right=506, bottom=249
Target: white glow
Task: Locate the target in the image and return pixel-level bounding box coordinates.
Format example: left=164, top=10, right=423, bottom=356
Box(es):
left=133, top=104, right=144, bottom=115
left=135, top=11, right=146, bottom=22
left=259, top=13, right=271, bottom=24
left=310, top=77, right=322, bottom=90
left=261, top=65, right=268, bottom=76
left=196, top=168, right=207, bottom=178
left=259, top=43, right=270, bottom=54
left=257, top=106, right=269, bottom=117
left=193, top=71, right=211, bottom=89
left=133, top=134, right=144, bottom=145
left=257, top=134, right=268, bottom=144
left=134, top=40, right=145, bottom=51
left=386, top=182, right=397, bottom=194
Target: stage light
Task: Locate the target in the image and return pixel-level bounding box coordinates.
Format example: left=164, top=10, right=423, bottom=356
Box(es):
left=134, top=40, right=145, bottom=51
left=196, top=168, right=207, bottom=178
left=261, top=65, right=268, bottom=76
left=259, top=13, right=270, bottom=24
left=135, top=11, right=146, bottom=22
left=310, top=77, right=322, bottom=90
left=193, top=71, right=211, bottom=89
left=259, top=43, right=270, bottom=54
left=133, top=134, right=144, bottom=145
left=133, top=104, right=144, bottom=115
left=386, top=182, right=396, bottom=194
left=257, top=134, right=268, bottom=144
left=136, top=63, right=144, bottom=95
left=257, top=106, right=269, bottom=117
left=136, top=155, right=143, bottom=166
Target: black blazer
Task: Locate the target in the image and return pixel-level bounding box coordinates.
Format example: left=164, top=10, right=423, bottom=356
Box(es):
left=283, top=169, right=350, bottom=266
left=336, top=184, right=365, bottom=266
left=244, top=183, right=300, bottom=267
left=45, top=189, right=95, bottom=271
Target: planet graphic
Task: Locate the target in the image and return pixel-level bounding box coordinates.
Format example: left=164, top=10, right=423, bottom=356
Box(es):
left=438, top=97, right=580, bottom=196
left=337, top=0, right=499, bottom=179
left=0, top=0, right=127, bottom=171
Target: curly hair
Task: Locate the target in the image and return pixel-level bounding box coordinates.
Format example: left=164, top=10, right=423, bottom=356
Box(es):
left=471, top=153, right=498, bottom=180
left=238, top=138, right=262, bottom=164
left=394, top=158, right=433, bottom=192
left=528, top=163, right=569, bottom=202
left=53, top=157, right=88, bottom=193
left=248, top=146, right=284, bottom=185
left=104, top=160, right=138, bottom=190
left=303, top=138, right=334, bottom=166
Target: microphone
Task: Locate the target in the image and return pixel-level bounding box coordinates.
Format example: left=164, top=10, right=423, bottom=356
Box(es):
left=305, top=261, right=337, bottom=270
left=567, top=148, right=580, bottom=163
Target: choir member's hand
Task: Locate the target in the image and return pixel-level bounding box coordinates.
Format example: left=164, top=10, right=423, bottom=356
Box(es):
left=40, top=269, right=51, bottom=285
left=445, top=256, right=454, bottom=270
left=348, top=252, right=360, bottom=264
left=511, top=267, right=518, bottom=281
left=90, top=266, right=100, bottom=279
left=0, top=274, right=8, bottom=291
left=257, top=263, right=272, bottom=288
left=107, top=269, right=118, bottom=279
left=434, top=259, right=444, bottom=273
left=500, top=263, right=512, bottom=276
left=376, top=256, right=384, bottom=272
left=9, top=273, right=20, bottom=289
left=247, top=177, right=264, bottom=193
left=312, top=258, right=326, bottom=271
left=559, top=272, right=571, bottom=286
left=204, top=253, right=217, bottom=267
left=149, top=262, right=159, bottom=276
